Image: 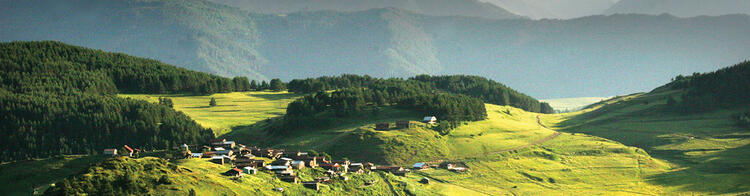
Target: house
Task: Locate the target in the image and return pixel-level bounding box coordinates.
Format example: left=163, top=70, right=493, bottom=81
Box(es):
left=291, top=160, right=305, bottom=169
left=242, top=167, right=257, bottom=175
left=331, top=160, right=350, bottom=166
left=178, top=144, right=190, bottom=152
left=349, top=163, right=364, bottom=173
left=123, top=145, right=135, bottom=157
left=210, top=139, right=226, bottom=147
left=284, top=151, right=308, bottom=160
left=266, top=165, right=293, bottom=174
left=202, top=151, right=216, bottom=158
left=211, top=155, right=232, bottom=165
left=396, top=121, right=412, bottom=129
left=412, top=163, right=429, bottom=170
left=374, top=166, right=404, bottom=172
left=240, top=153, right=255, bottom=159
left=190, top=153, right=203, bottom=158
left=221, top=141, right=236, bottom=149
left=225, top=168, right=243, bottom=177
left=375, top=122, right=390, bottom=130
left=423, top=116, right=437, bottom=124
left=214, top=147, right=226, bottom=151
left=299, top=156, right=318, bottom=168
left=272, top=158, right=292, bottom=166
left=252, top=148, right=283, bottom=158
left=279, top=175, right=297, bottom=183
left=303, top=182, right=320, bottom=190
left=320, top=163, right=341, bottom=172
left=450, top=167, right=468, bottom=172
left=363, top=162, right=376, bottom=170
left=103, top=149, right=117, bottom=156
left=215, top=150, right=233, bottom=157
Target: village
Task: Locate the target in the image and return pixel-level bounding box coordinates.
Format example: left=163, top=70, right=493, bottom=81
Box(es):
left=102, top=116, right=468, bottom=192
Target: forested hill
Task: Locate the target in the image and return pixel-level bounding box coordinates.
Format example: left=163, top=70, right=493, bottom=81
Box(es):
left=664, top=61, right=750, bottom=113
left=286, top=74, right=553, bottom=113
left=0, top=41, right=242, bottom=162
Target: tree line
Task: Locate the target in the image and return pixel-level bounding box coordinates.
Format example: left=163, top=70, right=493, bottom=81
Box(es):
left=287, top=74, right=554, bottom=114
left=669, top=61, right=750, bottom=113
left=270, top=79, right=487, bottom=135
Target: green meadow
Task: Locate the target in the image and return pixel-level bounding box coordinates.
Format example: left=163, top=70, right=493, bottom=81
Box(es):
left=120, top=91, right=300, bottom=136
left=35, top=90, right=734, bottom=195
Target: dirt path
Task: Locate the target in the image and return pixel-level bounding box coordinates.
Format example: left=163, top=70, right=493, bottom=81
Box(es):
left=378, top=172, right=400, bottom=196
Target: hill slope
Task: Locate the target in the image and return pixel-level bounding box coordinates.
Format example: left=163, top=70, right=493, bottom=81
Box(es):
left=605, top=0, right=750, bottom=17
left=3, top=0, right=750, bottom=97
left=554, top=62, right=750, bottom=194
left=0, top=0, right=266, bottom=79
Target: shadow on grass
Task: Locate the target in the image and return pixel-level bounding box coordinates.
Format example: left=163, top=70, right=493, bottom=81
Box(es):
left=247, top=92, right=300, bottom=101
left=646, top=144, right=750, bottom=195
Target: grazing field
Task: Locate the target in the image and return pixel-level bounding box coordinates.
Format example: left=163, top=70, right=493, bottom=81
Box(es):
left=121, top=91, right=300, bottom=136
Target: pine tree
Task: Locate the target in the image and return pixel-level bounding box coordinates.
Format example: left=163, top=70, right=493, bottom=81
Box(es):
left=209, top=97, right=217, bottom=107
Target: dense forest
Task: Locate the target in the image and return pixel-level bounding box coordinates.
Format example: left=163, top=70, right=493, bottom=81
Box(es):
left=287, top=74, right=553, bottom=114
left=0, top=41, right=234, bottom=162
left=669, top=61, right=750, bottom=113
left=410, top=75, right=554, bottom=114
left=272, top=79, right=487, bottom=135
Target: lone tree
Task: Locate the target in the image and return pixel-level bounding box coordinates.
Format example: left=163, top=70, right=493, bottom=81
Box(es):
left=209, top=97, right=217, bottom=107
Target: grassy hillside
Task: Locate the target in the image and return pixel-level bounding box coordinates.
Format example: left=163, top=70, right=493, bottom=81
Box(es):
left=0, top=156, right=105, bottom=196
left=121, top=91, right=299, bottom=136
left=553, top=89, right=750, bottom=194
left=43, top=156, right=452, bottom=195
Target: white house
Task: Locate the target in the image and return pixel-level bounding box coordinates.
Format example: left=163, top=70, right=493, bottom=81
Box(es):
left=103, top=149, right=117, bottom=156
left=423, top=116, right=437, bottom=124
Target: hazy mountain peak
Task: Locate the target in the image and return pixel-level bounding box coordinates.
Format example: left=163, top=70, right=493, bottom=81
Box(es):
left=206, top=0, right=522, bottom=19
left=604, top=0, right=750, bottom=17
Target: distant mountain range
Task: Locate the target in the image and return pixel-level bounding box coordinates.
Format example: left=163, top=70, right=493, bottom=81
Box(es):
left=481, top=0, right=619, bottom=19
left=207, top=0, right=522, bottom=19
left=605, top=0, right=750, bottom=17
left=2, top=0, right=750, bottom=98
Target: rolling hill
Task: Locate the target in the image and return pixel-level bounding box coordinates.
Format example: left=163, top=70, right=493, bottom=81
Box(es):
left=3, top=0, right=750, bottom=98
left=554, top=61, right=750, bottom=194
left=604, top=0, right=750, bottom=17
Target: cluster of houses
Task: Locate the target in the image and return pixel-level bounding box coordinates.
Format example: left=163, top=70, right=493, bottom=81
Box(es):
left=375, top=116, right=437, bottom=130
left=103, top=116, right=466, bottom=190
left=103, top=145, right=141, bottom=157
